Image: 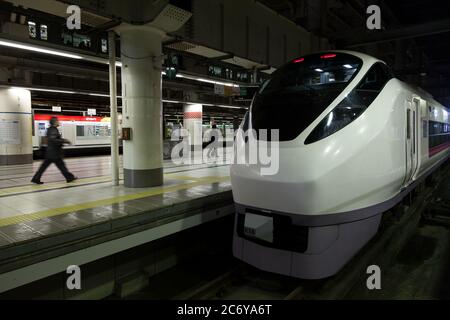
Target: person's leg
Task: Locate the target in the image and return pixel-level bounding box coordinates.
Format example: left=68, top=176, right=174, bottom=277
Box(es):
left=211, top=144, right=218, bottom=158
left=54, top=158, right=76, bottom=182
left=31, top=159, right=52, bottom=183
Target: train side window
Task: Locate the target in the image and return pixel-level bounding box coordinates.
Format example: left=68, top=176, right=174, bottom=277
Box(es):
left=413, top=111, right=416, bottom=153
left=422, top=120, right=428, bottom=138
left=407, top=110, right=411, bottom=139
left=357, top=62, right=392, bottom=93
left=76, top=125, right=85, bottom=137
left=242, top=111, right=249, bottom=131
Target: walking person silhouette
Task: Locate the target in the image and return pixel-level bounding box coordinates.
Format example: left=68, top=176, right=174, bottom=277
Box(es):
left=31, top=116, right=77, bottom=184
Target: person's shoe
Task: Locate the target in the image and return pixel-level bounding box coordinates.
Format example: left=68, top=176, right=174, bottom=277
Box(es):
left=31, top=179, right=44, bottom=185
left=66, top=176, right=78, bottom=183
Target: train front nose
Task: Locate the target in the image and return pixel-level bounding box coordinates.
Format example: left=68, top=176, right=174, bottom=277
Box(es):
left=230, top=145, right=383, bottom=280
left=230, top=141, right=325, bottom=215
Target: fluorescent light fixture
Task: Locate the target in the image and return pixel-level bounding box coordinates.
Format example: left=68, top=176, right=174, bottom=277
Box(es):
left=12, top=86, right=76, bottom=94
left=6, top=85, right=245, bottom=109
left=0, top=39, right=250, bottom=89
left=315, top=68, right=323, bottom=72
left=107, top=61, right=122, bottom=67
left=0, top=40, right=83, bottom=59
left=175, top=73, right=239, bottom=87
left=162, top=100, right=246, bottom=109
left=216, top=104, right=246, bottom=109
left=343, top=64, right=353, bottom=69
left=196, top=77, right=239, bottom=87
left=88, top=93, right=110, bottom=97
left=162, top=99, right=182, bottom=104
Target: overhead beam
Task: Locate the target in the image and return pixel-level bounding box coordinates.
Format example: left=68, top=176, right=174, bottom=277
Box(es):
left=253, top=65, right=271, bottom=71
left=327, top=10, right=352, bottom=30
left=428, top=58, right=450, bottom=65
left=338, top=18, right=450, bottom=48
left=345, top=0, right=365, bottom=23
left=80, top=19, right=122, bottom=35
left=163, top=37, right=184, bottom=46
left=209, top=53, right=234, bottom=61
left=3, top=0, right=111, bottom=27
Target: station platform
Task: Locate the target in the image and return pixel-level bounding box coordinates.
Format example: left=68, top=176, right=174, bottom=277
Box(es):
left=0, top=156, right=233, bottom=293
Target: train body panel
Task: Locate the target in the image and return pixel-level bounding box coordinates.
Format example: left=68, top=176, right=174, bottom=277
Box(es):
left=232, top=79, right=408, bottom=215
left=230, top=50, right=450, bottom=279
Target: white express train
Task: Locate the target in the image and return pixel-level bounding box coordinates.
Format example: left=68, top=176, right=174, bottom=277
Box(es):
left=32, top=114, right=117, bottom=154
left=231, top=51, right=450, bottom=279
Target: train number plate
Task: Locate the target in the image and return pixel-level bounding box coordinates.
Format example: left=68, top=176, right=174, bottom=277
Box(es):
left=244, top=212, right=274, bottom=243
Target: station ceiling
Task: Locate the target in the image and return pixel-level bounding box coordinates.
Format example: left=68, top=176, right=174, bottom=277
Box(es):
left=2, top=0, right=450, bottom=110
left=260, top=0, right=450, bottom=107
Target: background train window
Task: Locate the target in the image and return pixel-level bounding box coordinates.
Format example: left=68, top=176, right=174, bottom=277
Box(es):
left=251, top=53, right=363, bottom=141
left=429, top=120, right=450, bottom=149
left=76, top=125, right=85, bottom=137
left=76, top=124, right=110, bottom=139
left=38, top=122, right=47, bottom=136
left=305, top=62, right=392, bottom=144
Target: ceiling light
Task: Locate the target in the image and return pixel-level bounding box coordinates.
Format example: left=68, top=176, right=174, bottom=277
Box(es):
left=11, top=86, right=76, bottom=94
left=315, top=68, right=323, bottom=72
left=88, top=93, right=110, bottom=97
left=0, top=40, right=83, bottom=59
left=1, top=39, right=246, bottom=90
left=5, top=85, right=248, bottom=110
left=176, top=73, right=239, bottom=87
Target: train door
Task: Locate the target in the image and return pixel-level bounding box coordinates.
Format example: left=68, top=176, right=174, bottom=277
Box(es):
left=405, top=98, right=420, bottom=184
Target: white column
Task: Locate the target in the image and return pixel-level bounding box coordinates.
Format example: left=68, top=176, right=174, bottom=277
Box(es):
left=118, top=25, right=164, bottom=188
left=108, top=30, right=119, bottom=186
left=183, top=104, right=203, bottom=162
left=0, top=88, right=32, bottom=165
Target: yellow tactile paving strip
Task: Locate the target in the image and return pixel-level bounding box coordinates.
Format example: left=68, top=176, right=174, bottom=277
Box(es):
left=0, top=175, right=230, bottom=228
left=0, top=175, right=114, bottom=197
left=0, top=172, right=204, bottom=198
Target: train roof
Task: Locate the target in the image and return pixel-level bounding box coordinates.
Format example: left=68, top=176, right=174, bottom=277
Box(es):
left=330, top=50, right=449, bottom=111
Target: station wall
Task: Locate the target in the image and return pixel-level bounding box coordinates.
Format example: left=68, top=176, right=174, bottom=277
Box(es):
left=0, top=87, right=33, bottom=165
left=183, top=0, right=329, bottom=67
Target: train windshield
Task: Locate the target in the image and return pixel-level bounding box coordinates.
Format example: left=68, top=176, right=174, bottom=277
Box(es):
left=252, top=53, right=363, bottom=141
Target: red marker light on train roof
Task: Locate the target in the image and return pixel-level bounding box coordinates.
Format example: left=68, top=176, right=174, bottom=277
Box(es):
left=293, top=58, right=304, bottom=63
left=320, top=54, right=337, bottom=59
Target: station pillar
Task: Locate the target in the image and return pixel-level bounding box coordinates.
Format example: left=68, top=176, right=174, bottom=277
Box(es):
left=183, top=104, right=203, bottom=162
left=118, top=25, right=165, bottom=188
left=0, top=88, right=33, bottom=165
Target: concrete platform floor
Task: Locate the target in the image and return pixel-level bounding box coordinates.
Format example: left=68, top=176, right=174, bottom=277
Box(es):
left=0, top=155, right=231, bottom=248
left=0, top=155, right=230, bottom=189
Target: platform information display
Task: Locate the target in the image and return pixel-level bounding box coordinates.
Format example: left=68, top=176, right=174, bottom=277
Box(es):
left=0, top=119, right=20, bottom=145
